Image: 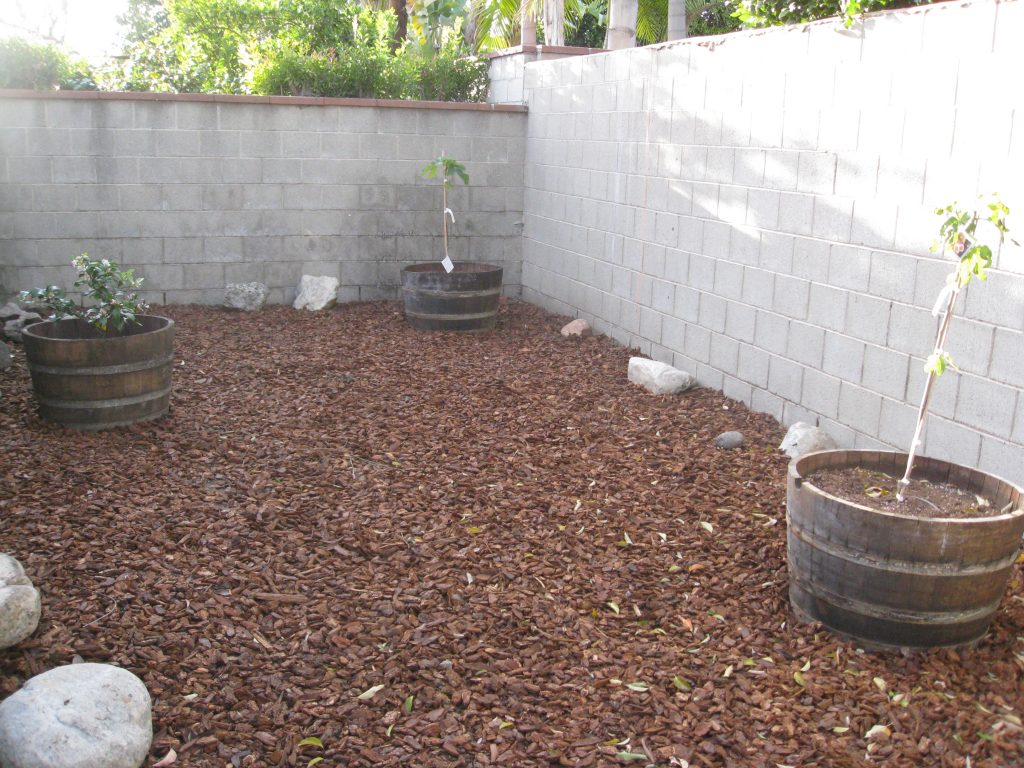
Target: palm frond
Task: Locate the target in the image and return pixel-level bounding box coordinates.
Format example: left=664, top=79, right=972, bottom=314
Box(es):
left=636, top=0, right=666, bottom=43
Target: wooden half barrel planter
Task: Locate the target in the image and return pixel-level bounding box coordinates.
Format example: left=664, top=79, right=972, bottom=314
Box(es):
left=401, top=263, right=503, bottom=331
left=21, top=316, right=175, bottom=430
left=787, top=450, right=1024, bottom=650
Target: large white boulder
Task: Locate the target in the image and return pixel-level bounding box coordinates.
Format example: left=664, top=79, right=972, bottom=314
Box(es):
left=0, top=554, right=40, bottom=649
left=223, top=282, right=268, bottom=311
left=627, top=357, right=696, bottom=395
left=0, top=663, right=153, bottom=768
left=293, top=275, right=339, bottom=311
left=779, top=422, right=839, bottom=458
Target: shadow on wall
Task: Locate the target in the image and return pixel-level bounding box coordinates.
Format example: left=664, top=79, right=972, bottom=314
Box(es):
left=520, top=0, right=1024, bottom=478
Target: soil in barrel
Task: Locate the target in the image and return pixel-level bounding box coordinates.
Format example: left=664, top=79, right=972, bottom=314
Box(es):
left=808, top=466, right=998, bottom=518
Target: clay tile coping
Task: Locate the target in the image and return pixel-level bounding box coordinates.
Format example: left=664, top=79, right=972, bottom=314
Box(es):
left=486, top=44, right=605, bottom=59
left=0, top=89, right=527, bottom=112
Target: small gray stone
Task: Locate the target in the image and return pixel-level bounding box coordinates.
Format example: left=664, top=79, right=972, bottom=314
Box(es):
left=560, top=318, right=592, bottom=337
left=223, top=282, right=269, bottom=311
left=779, top=422, right=839, bottom=459
left=4, top=313, right=42, bottom=343
left=627, top=357, right=696, bottom=395
left=0, top=663, right=152, bottom=768
left=0, top=554, right=40, bottom=649
left=293, top=275, right=339, bottom=311
left=0, top=341, right=10, bottom=371
left=0, top=302, right=23, bottom=321
left=714, top=431, right=745, bottom=450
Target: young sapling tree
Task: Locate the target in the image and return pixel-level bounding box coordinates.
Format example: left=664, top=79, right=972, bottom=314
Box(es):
left=421, top=155, right=469, bottom=273
left=896, top=196, right=1012, bottom=502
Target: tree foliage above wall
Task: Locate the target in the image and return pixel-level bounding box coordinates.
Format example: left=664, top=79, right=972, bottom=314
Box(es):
left=0, top=36, right=97, bottom=91
left=732, top=0, right=932, bottom=28
left=105, top=0, right=488, bottom=100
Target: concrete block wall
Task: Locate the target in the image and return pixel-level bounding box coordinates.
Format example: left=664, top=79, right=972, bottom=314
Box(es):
left=489, top=46, right=604, bottom=104
left=0, top=93, right=527, bottom=305
left=520, top=0, right=1024, bottom=483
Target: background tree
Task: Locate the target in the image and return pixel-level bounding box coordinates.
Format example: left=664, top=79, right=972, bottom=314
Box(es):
left=732, top=0, right=930, bottom=28
left=0, top=36, right=96, bottom=90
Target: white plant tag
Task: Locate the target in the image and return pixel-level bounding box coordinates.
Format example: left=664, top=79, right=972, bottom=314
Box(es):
left=441, top=255, right=454, bottom=273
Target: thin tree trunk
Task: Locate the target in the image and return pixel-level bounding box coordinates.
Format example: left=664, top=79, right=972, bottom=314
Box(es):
left=605, top=0, right=637, bottom=49
left=667, top=0, right=687, bottom=39
left=897, top=288, right=960, bottom=502
left=543, top=0, right=564, bottom=46
left=390, top=0, right=408, bottom=46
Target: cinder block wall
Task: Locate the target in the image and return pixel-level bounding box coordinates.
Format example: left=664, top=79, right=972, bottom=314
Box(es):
left=521, top=0, right=1024, bottom=482
left=0, top=94, right=527, bottom=305
left=488, top=46, right=604, bottom=104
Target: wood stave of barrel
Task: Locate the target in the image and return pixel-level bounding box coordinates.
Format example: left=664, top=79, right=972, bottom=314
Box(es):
left=401, top=263, right=503, bottom=332
left=22, top=315, right=175, bottom=431
left=787, top=450, right=1024, bottom=649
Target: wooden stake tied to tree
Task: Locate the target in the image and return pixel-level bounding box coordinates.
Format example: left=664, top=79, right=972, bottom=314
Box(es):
left=421, top=155, right=470, bottom=271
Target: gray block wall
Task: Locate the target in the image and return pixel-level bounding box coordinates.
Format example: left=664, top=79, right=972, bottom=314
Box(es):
left=488, top=46, right=604, bottom=104
left=520, top=0, right=1024, bottom=483
left=0, top=94, right=527, bottom=305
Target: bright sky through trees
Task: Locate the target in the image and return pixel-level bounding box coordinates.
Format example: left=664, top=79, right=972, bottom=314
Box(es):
left=0, top=0, right=129, bottom=63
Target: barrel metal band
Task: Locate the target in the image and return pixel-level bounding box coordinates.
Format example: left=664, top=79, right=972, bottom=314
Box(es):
left=790, top=574, right=1001, bottom=625
left=27, top=353, right=174, bottom=376
left=404, top=310, right=498, bottom=321
left=35, top=386, right=172, bottom=410
left=402, top=287, right=502, bottom=298
left=788, top=522, right=1019, bottom=575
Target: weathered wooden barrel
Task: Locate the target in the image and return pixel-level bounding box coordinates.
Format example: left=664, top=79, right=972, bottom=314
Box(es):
left=401, top=263, right=503, bottom=331
left=787, top=450, right=1024, bottom=649
left=22, top=315, right=175, bottom=430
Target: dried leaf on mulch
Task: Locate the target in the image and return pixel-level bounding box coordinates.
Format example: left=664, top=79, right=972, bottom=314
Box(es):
left=1, top=300, right=1022, bottom=768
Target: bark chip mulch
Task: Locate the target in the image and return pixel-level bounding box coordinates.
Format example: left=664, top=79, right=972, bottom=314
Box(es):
left=2, top=300, right=1023, bottom=768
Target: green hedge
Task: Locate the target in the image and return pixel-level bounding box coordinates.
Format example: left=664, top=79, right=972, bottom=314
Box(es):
left=0, top=37, right=97, bottom=91
left=252, top=40, right=488, bottom=102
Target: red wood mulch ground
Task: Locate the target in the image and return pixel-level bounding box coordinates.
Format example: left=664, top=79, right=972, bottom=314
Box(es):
left=1, top=300, right=1023, bottom=768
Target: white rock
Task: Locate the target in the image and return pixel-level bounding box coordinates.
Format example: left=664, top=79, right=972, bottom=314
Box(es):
left=0, top=663, right=152, bottom=768
left=0, top=586, right=41, bottom=649
left=223, top=282, right=268, bottom=311
left=779, top=422, right=838, bottom=459
left=627, top=357, right=696, bottom=395
left=293, top=275, right=339, bottom=311
left=560, top=319, right=591, bottom=337
left=0, top=554, right=39, bottom=649
left=0, top=554, right=29, bottom=586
